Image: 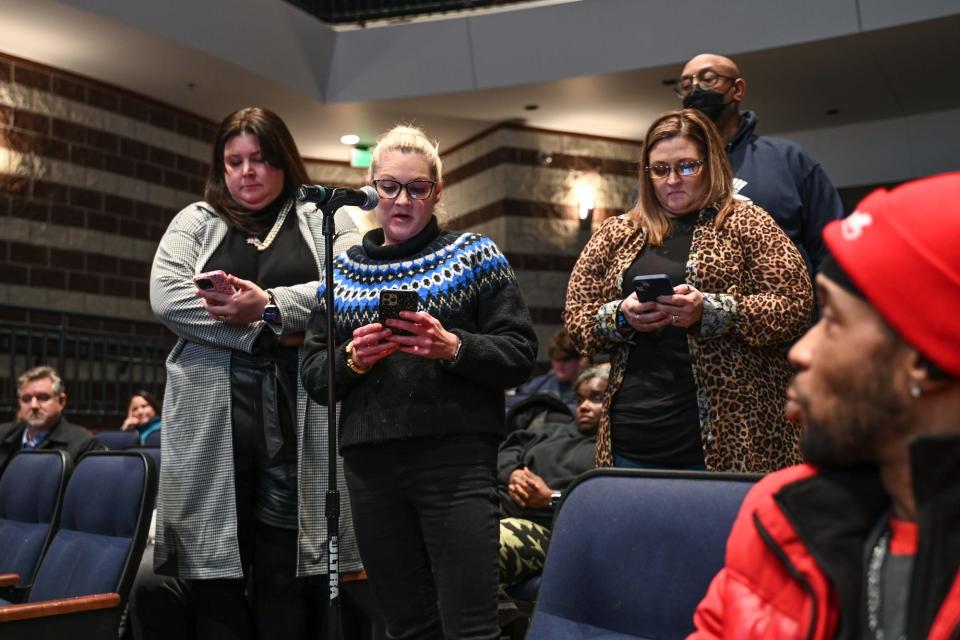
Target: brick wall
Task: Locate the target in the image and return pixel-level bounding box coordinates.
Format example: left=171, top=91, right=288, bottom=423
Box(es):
left=0, top=52, right=212, bottom=324
left=0, top=51, right=365, bottom=329
left=440, top=123, right=642, bottom=358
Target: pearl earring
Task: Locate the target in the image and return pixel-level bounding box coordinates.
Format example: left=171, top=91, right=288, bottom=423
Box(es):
left=909, top=382, right=922, bottom=399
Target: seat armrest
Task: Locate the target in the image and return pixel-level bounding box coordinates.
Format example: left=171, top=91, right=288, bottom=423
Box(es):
left=0, top=575, right=21, bottom=587
left=341, top=569, right=368, bottom=583
left=0, top=593, right=120, bottom=622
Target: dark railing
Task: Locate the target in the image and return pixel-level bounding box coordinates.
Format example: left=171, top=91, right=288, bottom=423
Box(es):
left=286, top=0, right=533, bottom=24
left=0, top=306, right=173, bottom=428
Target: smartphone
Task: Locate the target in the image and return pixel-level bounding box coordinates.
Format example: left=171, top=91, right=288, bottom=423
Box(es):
left=379, top=289, right=419, bottom=335
left=193, top=270, right=236, bottom=296
left=632, top=274, right=674, bottom=303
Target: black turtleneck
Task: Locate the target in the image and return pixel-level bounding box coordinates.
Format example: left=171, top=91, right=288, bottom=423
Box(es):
left=361, top=216, right=440, bottom=260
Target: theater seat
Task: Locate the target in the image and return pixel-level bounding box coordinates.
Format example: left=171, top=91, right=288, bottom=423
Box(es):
left=0, top=450, right=71, bottom=601
left=526, top=469, right=757, bottom=639
left=0, top=451, right=157, bottom=639
left=142, top=430, right=161, bottom=448
left=95, top=431, right=140, bottom=451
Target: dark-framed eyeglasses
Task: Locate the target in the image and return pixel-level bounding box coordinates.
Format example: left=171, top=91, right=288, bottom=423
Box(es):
left=372, top=179, right=437, bottom=201
left=674, top=68, right=738, bottom=98
left=644, top=159, right=705, bottom=180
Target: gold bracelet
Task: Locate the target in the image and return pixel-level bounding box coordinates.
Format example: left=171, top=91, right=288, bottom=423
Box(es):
left=344, top=340, right=371, bottom=375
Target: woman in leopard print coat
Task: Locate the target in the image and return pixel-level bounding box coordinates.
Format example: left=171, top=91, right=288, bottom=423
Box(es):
left=563, top=110, right=812, bottom=473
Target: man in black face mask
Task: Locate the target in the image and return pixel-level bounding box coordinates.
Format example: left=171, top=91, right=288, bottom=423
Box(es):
left=678, top=53, right=843, bottom=276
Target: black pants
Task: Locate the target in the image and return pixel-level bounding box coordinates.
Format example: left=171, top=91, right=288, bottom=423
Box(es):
left=129, top=540, right=382, bottom=640
left=344, top=434, right=501, bottom=640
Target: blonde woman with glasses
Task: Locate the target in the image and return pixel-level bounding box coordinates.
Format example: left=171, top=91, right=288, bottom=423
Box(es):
left=564, top=109, right=812, bottom=474
left=303, top=124, right=537, bottom=640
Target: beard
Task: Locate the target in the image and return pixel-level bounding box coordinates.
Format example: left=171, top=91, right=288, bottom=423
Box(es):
left=798, top=351, right=911, bottom=469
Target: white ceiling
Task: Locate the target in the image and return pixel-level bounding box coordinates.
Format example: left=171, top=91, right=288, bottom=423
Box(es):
left=1, top=0, right=959, bottom=161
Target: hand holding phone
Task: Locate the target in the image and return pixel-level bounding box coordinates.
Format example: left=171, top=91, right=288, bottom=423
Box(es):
left=632, top=274, right=674, bottom=303
left=194, top=270, right=236, bottom=296
left=378, top=290, right=419, bottom=336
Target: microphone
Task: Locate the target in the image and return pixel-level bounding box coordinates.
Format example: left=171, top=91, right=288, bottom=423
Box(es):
left=297, top=184, right=379, bottom=211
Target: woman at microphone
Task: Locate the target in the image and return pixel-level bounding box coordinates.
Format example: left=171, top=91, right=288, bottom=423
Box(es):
left=149, top=106, right=361, bottom=638
left=303, top=124, right=538, bottom=640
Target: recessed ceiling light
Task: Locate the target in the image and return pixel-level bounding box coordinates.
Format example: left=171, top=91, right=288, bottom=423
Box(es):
left=340, top=134, right=360, bottom=145
left=524, top=104, right=539, bottom=111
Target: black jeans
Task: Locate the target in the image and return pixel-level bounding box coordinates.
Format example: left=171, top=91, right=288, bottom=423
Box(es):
left=344, top=434, right=501, bottom=640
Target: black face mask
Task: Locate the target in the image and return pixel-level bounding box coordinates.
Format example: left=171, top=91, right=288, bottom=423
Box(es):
left=682, top=86, right=729, bottom=122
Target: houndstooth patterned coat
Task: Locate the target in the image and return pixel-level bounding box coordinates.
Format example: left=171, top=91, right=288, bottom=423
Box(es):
left=150, top=201, right=362, bottom=579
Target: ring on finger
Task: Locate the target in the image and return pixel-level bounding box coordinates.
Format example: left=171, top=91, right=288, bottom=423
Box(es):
left=671, top=314, right=679, bottom=324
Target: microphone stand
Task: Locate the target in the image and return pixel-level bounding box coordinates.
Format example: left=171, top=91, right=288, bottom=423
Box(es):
left=319, top=199, right=343, bottom=640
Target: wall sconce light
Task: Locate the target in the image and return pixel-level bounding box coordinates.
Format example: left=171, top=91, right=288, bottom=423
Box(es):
left=578, top=196, right=595, bottom=230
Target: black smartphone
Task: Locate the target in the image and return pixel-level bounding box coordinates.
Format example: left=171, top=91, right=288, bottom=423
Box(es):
left=632, top=274, right=674, bottom=303
left=378, top=289, right=419, bottom=335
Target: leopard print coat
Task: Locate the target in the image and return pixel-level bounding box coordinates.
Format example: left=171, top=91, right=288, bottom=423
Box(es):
left=563, top=201, right=813, bottom=473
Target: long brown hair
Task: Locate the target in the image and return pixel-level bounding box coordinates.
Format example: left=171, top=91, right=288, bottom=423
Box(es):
left=204, top=107, right=310, bottom=233
left=629, top=109, right=734, bottom=246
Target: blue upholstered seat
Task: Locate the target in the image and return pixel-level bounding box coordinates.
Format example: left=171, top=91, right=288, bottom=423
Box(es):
left=95, top=430, right=140, bottom=451
left=28, top=451, right=156, bottom=601
left=141, top=447, right=161, bottom=470
left=0, top=451, right=157, bottom=638
left=142, top=430, right=161, bottom=448
left=0, top=450, right=69, bottom=593
left=526, top=469, right=757, bottom=640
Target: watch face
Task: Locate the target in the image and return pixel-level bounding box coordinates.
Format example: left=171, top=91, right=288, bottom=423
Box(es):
left=263, top=305, right=280, bottom=324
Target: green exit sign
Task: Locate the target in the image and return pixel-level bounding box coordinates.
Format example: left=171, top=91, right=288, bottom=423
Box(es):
left=351, top=147, right=372, bottom=168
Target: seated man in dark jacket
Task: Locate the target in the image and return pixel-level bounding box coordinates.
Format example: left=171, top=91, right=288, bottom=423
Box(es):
left=497, top=364, right=608, bottom=587
left=0, top=365, right=103, bottom=474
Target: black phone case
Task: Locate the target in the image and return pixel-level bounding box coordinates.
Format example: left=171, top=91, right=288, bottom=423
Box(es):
left=379, top=290, right=419, bottom=335
left=633, top=275, right=674, bottom=303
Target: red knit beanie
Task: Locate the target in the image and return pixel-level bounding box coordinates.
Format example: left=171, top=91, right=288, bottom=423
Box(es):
left=823, top=172, right=960, bottom=377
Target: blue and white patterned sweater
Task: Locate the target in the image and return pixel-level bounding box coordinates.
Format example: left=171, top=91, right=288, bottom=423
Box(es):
left=303, top=219, right=538, bottom=449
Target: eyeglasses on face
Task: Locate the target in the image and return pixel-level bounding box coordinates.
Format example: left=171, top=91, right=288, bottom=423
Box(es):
left=372, top=179, right=437, bottom=201
left=674, top=68, right=738, bottom=98
left=19, top=393, right=55, bottom=404
left=644, top=159, right=705, bottom=180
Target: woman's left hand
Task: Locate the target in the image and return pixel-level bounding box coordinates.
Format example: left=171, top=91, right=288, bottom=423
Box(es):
left=384, top=310, right=461, bottom=360
left=654, top=283, right=704, bottom=328
left=199, top=275, right=270, bottom=325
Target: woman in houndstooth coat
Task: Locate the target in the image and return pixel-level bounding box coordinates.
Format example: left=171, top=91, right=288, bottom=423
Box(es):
left=149, top=107, right=361, bottom=638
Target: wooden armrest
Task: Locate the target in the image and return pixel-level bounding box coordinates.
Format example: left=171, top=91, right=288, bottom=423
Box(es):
left=0, top=593, right=120, bottom=622
left=341, top=568, right=368, bottom=583
left=0, top=574, right=21, bottom=587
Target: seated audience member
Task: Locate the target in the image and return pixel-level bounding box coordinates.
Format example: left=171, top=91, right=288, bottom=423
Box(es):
left=498, top=365, right=608, bottom=587
left=689, top=173, right=960, bottom=639
left=121, top=390, right=162, bottom=446
left=507, top=328, right=583, bottom=410
left=0, top=365, right=102, bottom=473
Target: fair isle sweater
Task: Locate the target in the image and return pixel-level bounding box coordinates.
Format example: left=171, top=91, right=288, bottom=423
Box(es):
left=302, top=217, right=538, bottom=451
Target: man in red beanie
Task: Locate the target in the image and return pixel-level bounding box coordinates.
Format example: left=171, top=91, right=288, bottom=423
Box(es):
left=688, top=172, right=960, bottom=640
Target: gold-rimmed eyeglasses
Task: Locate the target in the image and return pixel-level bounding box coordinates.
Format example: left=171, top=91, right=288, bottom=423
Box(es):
left=644, top=160, right=705, bottom=180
